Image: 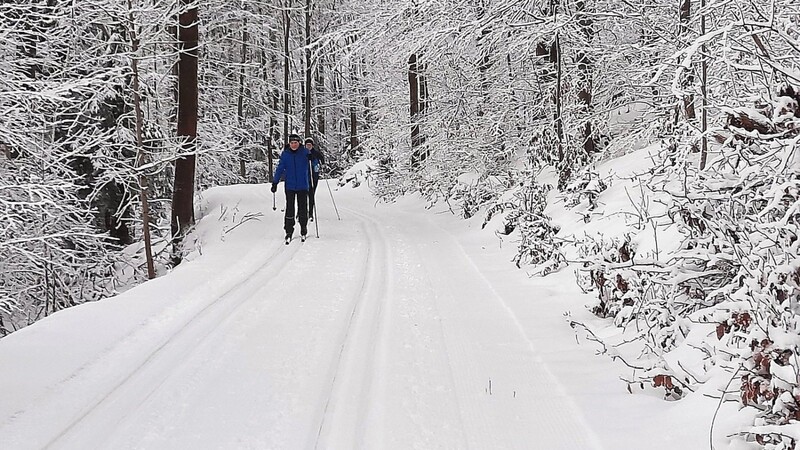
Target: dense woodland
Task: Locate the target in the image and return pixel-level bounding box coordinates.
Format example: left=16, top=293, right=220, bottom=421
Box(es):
left=2, top=0, right=800, bottom=446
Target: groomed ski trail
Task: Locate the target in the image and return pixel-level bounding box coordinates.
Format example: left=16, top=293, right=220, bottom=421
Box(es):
left=0, top=184, right=604, bottom=449
left=313, top=208, right=392, bottom=449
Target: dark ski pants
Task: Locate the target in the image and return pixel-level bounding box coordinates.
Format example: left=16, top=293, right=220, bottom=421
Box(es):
left=308, top=173, right=320, bottom=217
left=284, top=189, right=309, bottom=236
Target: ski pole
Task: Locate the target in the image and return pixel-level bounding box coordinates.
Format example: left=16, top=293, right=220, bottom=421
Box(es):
left=325, top=178, right=341, bottom=220
left=272, top=191, right=276, bottom=211
left=309, top=159, right=320, bottom=238
left=312, top=201, right=319, bottom=238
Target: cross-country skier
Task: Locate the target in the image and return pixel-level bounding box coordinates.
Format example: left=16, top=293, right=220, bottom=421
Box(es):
left=305, top=137, right=325, bottom=221
left=271, top=133, right=311, bottom=243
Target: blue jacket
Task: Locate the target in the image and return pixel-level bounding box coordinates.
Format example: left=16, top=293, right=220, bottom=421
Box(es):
left=274, top=145, right=311, bottom=191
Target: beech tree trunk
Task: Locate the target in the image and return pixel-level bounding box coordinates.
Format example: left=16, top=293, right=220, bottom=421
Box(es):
left=171, top=0, right=199, bottom=260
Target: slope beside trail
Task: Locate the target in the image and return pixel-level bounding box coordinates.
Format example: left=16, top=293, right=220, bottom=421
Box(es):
left=0, top=183, right=606, bottom=449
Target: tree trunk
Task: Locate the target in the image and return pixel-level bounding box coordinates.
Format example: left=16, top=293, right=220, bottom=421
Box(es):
left=304, top=0, right=313, bottom=137
left=679, top=0, right=691, bottom=37
left=361, top=56, right=371, bottom=128
left=476, top=4, right=492, bottom=117
left=237, top=16, right=249, bottom=178
left=679, top=0, right=696, bottom=121
left=349, top=45, right=359, bottom=157
left=576, top=0, right=595, bottom=156
left=316, top=57, right=326, bottom=138
left=420, top=58, right=429, bottom=115
left=283, top=1, right=291, bottom=140
left=349, top=106, right=358, bottom=157
left=699, top=0, right=708, bottom=169
left=270, top=87, right=279, bottom=178
left=409, top=53, right=424, bottom=168
left=127, top=0, right=156, bottom=279
left=171, top=0, right=199, bottom=260
left=554, top=10, right=567, bottom=190
left=555, top=29, right=564, bottom=157
left=263, top=31, right=278, bottom=179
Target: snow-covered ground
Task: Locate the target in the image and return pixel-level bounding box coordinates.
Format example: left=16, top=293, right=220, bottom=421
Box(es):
left=0, top=175, right=730, bottom=449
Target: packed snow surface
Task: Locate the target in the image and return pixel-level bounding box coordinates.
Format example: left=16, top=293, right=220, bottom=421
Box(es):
left=0, top=180, right=723, bottom=449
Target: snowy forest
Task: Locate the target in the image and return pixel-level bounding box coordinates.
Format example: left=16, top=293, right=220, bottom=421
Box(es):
left=2, top=0, right=800, bottom=447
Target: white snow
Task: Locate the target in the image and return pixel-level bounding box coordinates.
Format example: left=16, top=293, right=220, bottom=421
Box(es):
left=0, top=176, right=732, bottom=449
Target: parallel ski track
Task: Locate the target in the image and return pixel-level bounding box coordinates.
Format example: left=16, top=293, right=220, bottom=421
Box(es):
left=313, top=207, right=391, bottom=449
left=41, top=240, right=302, bottom=449
left=407, top=211, right=605, bottom=449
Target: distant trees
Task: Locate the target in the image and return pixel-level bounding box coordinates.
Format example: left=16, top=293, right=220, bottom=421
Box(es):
left=338, top=0, right=611, bottom=195
left=333, top=0, right=786, bottom=196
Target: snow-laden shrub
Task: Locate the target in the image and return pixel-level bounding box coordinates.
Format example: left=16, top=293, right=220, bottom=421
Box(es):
left=0, top=159, right=118, bottom=335
left=563, top=170, right=609, bottom=211
left=483, top=176, right=564, bottom=274
left=448, top=176, right=498, bottom=219
left=338, top=158, right=377, bottom=190
left=575, top=89, right=800, bottom=446
left=369, top=154, right=411, bottom=202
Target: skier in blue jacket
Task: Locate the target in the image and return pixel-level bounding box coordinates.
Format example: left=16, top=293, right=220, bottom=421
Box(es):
left=271, top=133, right=311, bottom=242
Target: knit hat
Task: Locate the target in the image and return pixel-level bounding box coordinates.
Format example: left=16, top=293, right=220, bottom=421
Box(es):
left=304, top=137, right=314, bottom=145
left=288, top=133, right=302, bottom=142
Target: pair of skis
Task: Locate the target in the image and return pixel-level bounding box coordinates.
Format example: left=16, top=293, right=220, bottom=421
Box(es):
left=285, top=234, right=308, bottom=245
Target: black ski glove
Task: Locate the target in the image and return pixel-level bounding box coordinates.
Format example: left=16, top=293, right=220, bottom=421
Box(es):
left=270, top=184, right=277, bottom=193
